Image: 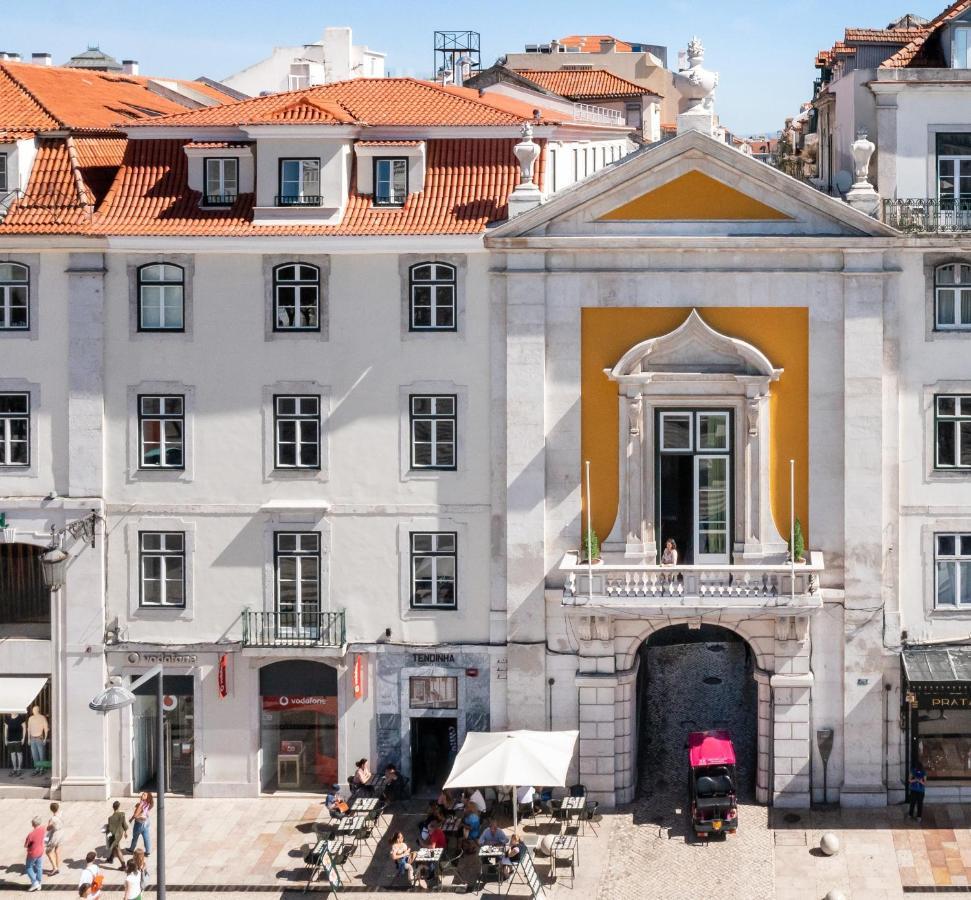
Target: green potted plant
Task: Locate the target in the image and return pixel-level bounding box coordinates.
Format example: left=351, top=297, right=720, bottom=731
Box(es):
left=788, top=518, right=806, bottom=564
left=581, top=527, right=601, bottom=565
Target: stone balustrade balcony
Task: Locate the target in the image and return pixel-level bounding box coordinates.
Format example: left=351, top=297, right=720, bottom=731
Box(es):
left=559, top=551, right=824, bottom=615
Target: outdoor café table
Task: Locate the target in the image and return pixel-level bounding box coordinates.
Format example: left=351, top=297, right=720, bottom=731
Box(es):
left=559, top=796, right=585, bottom=834
left=550, top=835, right=578, bottom=885
left=413, top=846, right=443, bottom=884
left=478, top=844, right=506, bottom=892
left=350, top=796, right=379, bottom=813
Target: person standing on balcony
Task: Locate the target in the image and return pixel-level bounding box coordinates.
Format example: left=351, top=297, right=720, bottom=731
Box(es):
left=4, top=711, right=27, bottom=777
left=661, top=538, right=679, bottom=566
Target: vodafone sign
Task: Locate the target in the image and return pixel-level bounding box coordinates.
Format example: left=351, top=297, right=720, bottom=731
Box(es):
left=261, top=695, right=337, bottom=714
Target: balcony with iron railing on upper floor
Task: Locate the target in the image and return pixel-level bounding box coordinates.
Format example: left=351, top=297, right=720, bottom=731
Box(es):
left=573, top=103, right=625, bottom=125
left=275, top=194, right=323, bottom=207
left=241, top=608, right=346, bottom=652
left=559, top=551, right=825, bottom=616
left=883, top=198, right=971, bottom=233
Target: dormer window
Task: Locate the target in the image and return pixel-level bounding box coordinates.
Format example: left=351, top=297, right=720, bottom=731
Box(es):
left=0, top=152, right=7, bottom=192
left=204, top=158, right=238, bottom=206
left=278, top=158, right=321, bottom=207
left=955, top=25, right=971, bottom=68
left=374, top=158, right=408, bottom=207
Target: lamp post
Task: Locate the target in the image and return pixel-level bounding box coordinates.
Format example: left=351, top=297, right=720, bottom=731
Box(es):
left=89, top=667, right=166, bottom=900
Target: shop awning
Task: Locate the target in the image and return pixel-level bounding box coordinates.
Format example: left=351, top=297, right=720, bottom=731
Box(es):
left=0, top=676, right=48, bottom=714
left=903, top=647, right=971, bottom=684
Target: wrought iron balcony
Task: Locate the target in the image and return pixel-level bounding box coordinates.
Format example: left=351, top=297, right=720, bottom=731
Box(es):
left=883, top=198, right=971, bottom=233
left=275, top=194, right=322, bottom=207
left=241, top=609, right=346, bottom=648
left=202, top=193, right=237, bottom=206
left=560, top=552, right=824, bottom=615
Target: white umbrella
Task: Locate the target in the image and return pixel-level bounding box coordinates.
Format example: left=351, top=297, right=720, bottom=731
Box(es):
left=443, top=730, right=579, bottom=833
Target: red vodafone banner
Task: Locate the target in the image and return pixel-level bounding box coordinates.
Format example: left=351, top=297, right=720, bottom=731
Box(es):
left=262, top=695, right=338, bottom=714
left=217, top=654, right=228, bottom=699
left=353, top=654, right=366, bottom=699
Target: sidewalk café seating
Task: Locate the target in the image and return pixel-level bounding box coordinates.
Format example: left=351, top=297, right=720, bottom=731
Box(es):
left=478, top=844, right=506, bottom=893
left=569, top=783, right=586, bottom=798
left=583, top=799, right=600, bottom=836
left=434, top=850, right=466, bottom=893
left=549, top=835, right=577, bottom=888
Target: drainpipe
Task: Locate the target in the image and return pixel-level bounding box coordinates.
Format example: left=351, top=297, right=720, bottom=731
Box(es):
left=547, top=678, right=555, bottom=731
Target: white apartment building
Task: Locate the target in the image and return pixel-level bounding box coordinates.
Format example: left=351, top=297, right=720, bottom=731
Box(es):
left=221, top=27, right=385, bottom=97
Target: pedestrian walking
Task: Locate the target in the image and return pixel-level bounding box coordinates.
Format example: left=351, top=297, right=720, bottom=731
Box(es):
left=123, top=859, right=143, bottom=900
left=127, top=791, right=153, bottom=855
left=908, top=760, right=927, bottom=822
left=132, top=848, right=150, bottom=892
left=24, top=815, right=45, bottom=892
left=79, top=851, right=103, bottom=899
left=4, top=711, right=26, bottom=777
left=45, top=801, right=64, bottom=875
left=105, top=800, right=127, bottom=868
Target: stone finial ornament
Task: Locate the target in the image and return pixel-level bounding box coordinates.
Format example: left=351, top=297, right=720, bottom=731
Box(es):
left=513, top=122, right=540, bottom=185
left=845, top=128, right=880, bottom=217
left=677, top=35, right=719, bottom=136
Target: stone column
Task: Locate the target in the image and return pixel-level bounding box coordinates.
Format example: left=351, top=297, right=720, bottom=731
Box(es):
left=754, top=669, right=772, bottom=804
left=576, top=668, right=618, bottom=806
left=614, top=667, right=638, bottom=804
left=771, top=671, right=813, bottom=808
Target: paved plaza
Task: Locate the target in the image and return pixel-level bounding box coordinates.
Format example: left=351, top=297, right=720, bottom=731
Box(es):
left=0, top=794, right=967, bottom=898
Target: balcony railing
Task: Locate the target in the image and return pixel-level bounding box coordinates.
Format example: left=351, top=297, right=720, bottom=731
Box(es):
left=573, top=102, right=625, bottom=125
left=275, top=194, right=322, bottom=207
left=883, top=198, right=971, bottom=233
left=241, top=609, right=346, bottom=648
left=203, top=193, right=237, bottom=206
left=560, top=551, right=824, bottom=614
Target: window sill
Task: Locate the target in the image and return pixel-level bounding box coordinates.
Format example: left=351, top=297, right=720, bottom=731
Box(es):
left=929, top=606, right=971, bottom=617
left=926, top=469, right=971, bottom=482
left=268, top=468, right=326, bottom=482
left=253, top=205, right=341, bottom=226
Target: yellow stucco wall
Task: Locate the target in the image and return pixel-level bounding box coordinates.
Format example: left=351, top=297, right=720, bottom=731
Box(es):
left=580, top=308, right=809, bottom=547
left=597, top=170, right=792, bottom=221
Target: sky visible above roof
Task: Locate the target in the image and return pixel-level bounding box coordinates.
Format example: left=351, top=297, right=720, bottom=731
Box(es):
left=6, top=0, right=948, bottom=133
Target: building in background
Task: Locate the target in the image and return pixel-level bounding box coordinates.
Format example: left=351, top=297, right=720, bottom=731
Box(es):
left=221, top=27, right=385, bottom=97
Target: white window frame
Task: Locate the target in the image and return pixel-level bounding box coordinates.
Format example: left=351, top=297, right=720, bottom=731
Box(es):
left=410, top=394, right=456, bottom=470
left=274, top=394, right=320, bottom=469
left=936, top=394, right=971, bottom=469
left=935, top=263, right=971, bottom=330
left=935, top=533, right=971, bottom=607
left=0, top=262, right=29, bottom=331
left=138, top=394, right=185, bottom=469
left=659, top=411, right=693, bottom=452
left=0, top=392, right=29, bottom=467
left=409, top=262, right=456, bottom=331
left=272, top=263, right=320, bottom=331
left=279, top=158, right=321, bottom=205
left=374, top=157, right=408, bottom=207
left=954, top=25, right=971, bottom=68
left=203, top=157, right=238, bottom=204
left=137, top=263, right=185, bottom=331
left=139, top=531, right=186, bottom=608
left=410, top=531, right=457, bottom=609
left=274, top=531, right=321, bottom=638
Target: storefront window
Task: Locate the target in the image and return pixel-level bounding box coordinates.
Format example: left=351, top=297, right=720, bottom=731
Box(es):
left=132, top=674, right=195, bottom=795
left=259, top=660, right=338, bottom=793
left=916, top=708, right=971, bottom=779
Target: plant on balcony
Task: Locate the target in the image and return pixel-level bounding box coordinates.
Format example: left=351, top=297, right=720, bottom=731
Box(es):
left=788, top=518, right=806, bottom=564
left=580, top=527, right=601, bottom=564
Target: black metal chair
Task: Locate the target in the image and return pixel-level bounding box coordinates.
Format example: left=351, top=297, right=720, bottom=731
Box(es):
left=434, top=851, right=466, bottom=893
left=569, top=783, right=587, bottom=798
left=583, top=799, right=600, bottom=836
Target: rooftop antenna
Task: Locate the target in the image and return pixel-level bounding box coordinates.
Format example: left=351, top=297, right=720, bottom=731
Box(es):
left=434, top=31, right=481, bottom=82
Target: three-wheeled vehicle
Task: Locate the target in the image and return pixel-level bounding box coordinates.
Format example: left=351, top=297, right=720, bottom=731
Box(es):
left=687, top=730, right=738, bottom=838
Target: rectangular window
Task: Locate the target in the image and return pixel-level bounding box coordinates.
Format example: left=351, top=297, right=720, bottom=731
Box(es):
left=409, top=263, right=456, bottom=331
left=659, top=411, right=693, bottom=451
left=139, top=531, right=185, bottom=607
left=138, top=395, right=184, bottom=469
left=0, top=152, right=7, bottom=192
left=275, top=532, right=320, bottom=638
left=549, top=148, right=557, bottom=192
left=409, top=676, right=458, bottom=709
left=935, top=533, right=971, bottom=606
left=955, top=26, right=971, bottom=68
left=410, top=395, right=456, bottom=470
left=936, top=395, right=971, bottom=469
left=935, top=263, right=971, bottom=329
left=203, top=158, right=238, bottom=205
left=573, top=148, right=579, bottom=182
left=411, top=532, right=457, bottom=609
left=0, top=262, right=29, bottom=330
left=373, top=157, right=408, bottom=206
left=278, top=158, right=321, bottom=206
left=0, top=392, right=28, bottom=466
left=274, top=395, right=320, bottom=469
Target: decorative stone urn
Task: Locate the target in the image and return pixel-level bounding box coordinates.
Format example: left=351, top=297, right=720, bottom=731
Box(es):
left=677, top=37, right=719, bottom=136
left=845, top=129, right=880, bottom=217
left=507, top=122, right=543, bottom=217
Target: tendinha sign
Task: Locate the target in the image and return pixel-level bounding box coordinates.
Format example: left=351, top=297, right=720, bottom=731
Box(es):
left=412, top=652, right=456, bottom=665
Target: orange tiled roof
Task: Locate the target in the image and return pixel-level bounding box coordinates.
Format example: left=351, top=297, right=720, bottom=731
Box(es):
left=0, top=130, right=37, bottom=142
left=883, top=0, right=970, bottom=67
left=0, top=137, right=545, bottom=236
left=557, top=35, right=635, bottom=53
left=355, top=140, right=423, bottom=147
left=843, top=27, right=926, bottom=41
left=72, top=136, right=128, bottom=206
left=512, top=69, right=657, bottom=100
left=126, top=78, right=569, bottom=129
left=182, top=140, right=252, bottom=149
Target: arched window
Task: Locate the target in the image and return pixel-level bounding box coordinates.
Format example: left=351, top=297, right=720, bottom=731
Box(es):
left=0, top=262, right=29, bottom=330
left=409, top=262, right=456, bottom=331
left=935, top=263, right=971, bottom=330
left=138, top=263, right=184, bottom=331
left=273, top=263, right=320, bottom=331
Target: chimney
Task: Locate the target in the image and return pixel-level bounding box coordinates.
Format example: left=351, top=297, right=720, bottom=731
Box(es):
left=550, top=39, right=561, bottom=53
left=122, top=59, right=139, bottom=75
left=31, top=52, right=52, bottom=66
left=599, top=38, right=616, bottom=54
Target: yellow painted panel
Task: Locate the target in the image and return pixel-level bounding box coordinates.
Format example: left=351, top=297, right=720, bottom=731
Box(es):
left=580, top=308, right=809, bottom=547
left=597, top=170, right=792, bottom=221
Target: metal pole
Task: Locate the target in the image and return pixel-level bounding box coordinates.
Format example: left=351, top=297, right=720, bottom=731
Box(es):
left=585, top=459, right=593, bottom=602
left=790, top=458, right=795, bottom=605
left=155, top=668, right=166, bottom=900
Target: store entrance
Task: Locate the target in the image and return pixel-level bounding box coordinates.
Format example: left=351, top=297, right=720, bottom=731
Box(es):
left=133, top=675, right=195, bottom=796
left=410, top=717, right=457, bottom=795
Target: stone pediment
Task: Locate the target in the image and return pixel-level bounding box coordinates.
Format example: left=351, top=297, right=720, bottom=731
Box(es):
left=488, top=130, right=897, bottom=240
left=607, top=309, right=782, bottom=382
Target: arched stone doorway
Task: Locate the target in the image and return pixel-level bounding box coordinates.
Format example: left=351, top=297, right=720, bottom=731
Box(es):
left=636, top=624, right=759, bottom=803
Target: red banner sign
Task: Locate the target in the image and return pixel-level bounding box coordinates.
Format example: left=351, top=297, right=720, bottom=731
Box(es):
left=217, top=654, right=228, bottom=699
left=353, top=654, right=365, bottom=699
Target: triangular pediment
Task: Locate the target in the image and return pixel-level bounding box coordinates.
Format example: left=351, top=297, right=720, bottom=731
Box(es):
left=597, top=170, right=792, bottom=221
left=489, top=130, right=896, bottom=240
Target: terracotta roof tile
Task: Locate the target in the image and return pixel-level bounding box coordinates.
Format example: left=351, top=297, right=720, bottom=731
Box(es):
left=128, top=78, right=569, bottom=128
left=355, top=140, right=423, bottom=147
left=512, top=69, right=658, bottom=99
left=843, top=27, right=926, bottom=42
left=72, top=136, right=128, bottom=207
left=0, top=137, right=544, bottom=236
left=883, top=0, right=971, bottom=67
left=0, top=130, right=37, bottom=142
left=182, top=140, right=251, bottom=149
left=557, top=35, right=635, bottom=53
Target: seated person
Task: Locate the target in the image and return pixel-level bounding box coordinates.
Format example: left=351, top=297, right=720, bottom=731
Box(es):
left=502, top=832, right=529, bottom=879
left=382, top=763, right=403, bottom=801
left=478, top=819, right=508, bottom=847
left=516, top=784, right=536, bottom=813
left=325, top=790, right=349, bottom=818
left=418, top=801, right=442, bottom=841
left=423, top=817, right=447, bottom=850
left=389, top=832, right=414, bottom=883
left=465, top=788, right=487, bottom=814
left=460, top=803, right=481, bottom=854
left=353, top=758, right=372, bottom=788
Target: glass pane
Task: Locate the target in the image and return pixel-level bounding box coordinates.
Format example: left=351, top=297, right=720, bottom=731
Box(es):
left=436, top=557, right=455, bottom=579
left=412, top=396, right=432, bottom=415
left=939, top=535, right=956, bottom=556
left=698, top=413, right=729, bottom=450
left=277, top=397, right=296, bottom=416
left=962, top=536, right=971, bottom=556
left=277, top=533, right=297, bottom=552
left=961, top=421, right=971, bottom=467
left=413, top=420, right=432, bottom=442
left=413, top=557, right=433, bottom=579
left=939, top=421, right=956, bottom=465
left=278, top=557, right=297, bottom=581
left=961, top=290, right=971, bottom=325
left=939, top=396, right=957, bottom=416
left=938, top=290, right=956, bottom=325
left=142, top=556, right=161, bottom=580
left=0, top=263, right=27, bottom=281
left=436, top=533, right=456, bottom=552
left=412, top=534, right=432, bottom=552
left=412, top=265, right=432, bottom=281
left=698, top=457, right=727, bottom=490
left=962, top=562, right=971, bottom=604
left=436, top=579, right=455, bottom=604
left=277, top=421, right=296, bottom=442
left=0, top=394, right=26, bottom=413
left=142, top=533, right=162, bottom=551
left=141, top=286, right=162, bottom=328
left=938, top=561, right=956, bottom=605
left=413, top=582, right=433, bottom=604
left=662, top=414, right=691, bottom=450
left=299, top=442, right=318, bottom=467
left=698, top=532, right=727, bottom=556
left=298, top=265, right=317, bottom=281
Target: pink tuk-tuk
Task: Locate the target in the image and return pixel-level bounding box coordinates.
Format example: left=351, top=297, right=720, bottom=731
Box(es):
left=687, top=730, right=738, bottom=838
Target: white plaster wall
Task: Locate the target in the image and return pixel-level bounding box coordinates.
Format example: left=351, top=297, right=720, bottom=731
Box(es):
left=253, top=138, right=351, bottom=209
left=894, top=87, right=971, bottom=198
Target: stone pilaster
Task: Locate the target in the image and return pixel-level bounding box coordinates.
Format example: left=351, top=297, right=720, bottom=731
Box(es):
left=576, top=672, right=619, bottom=805
left=754, top=669, right=771, bottom=804
left=771, top=672, right=813, bottom=808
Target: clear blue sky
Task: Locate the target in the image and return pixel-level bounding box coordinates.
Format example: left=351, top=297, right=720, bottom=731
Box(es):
left=9, top=0, right=943, bottom=134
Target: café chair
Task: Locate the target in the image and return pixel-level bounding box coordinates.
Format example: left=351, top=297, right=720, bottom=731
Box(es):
left=435, top=851, right=466, bottom=893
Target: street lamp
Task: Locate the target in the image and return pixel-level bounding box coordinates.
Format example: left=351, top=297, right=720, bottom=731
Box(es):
left=90, top=667, right=166, bottom=900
